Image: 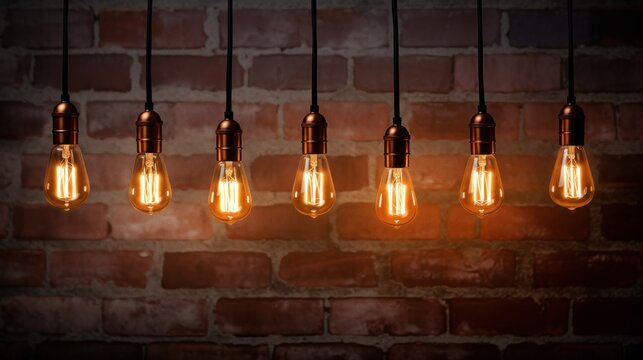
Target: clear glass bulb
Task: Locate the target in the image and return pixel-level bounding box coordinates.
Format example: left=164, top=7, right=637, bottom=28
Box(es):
left=291, top=154, right=336, bottom=218
left=459, top=154, right=504, bottom=217
left=128, top=153, right=172, bottom=214
left=549, top=146, right=594, bottom=210
left=208, top=161, right=252, bottom=224
left=375, top=167, right=417, bottom=227
left=43, top=144, right=90, bottom=211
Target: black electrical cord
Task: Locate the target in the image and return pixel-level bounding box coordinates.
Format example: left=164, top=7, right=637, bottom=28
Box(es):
left=477, top=0, right=486, bottom=112
left=61, top=0, right=69, bottom=102
left=225, top=0, right=234, bottom=119
left=567, top=0, right=575, bottom=104
left=310, top=0, right=318, bottom=113
left=145, top=0, right=154, bottom=110
left=392, top=0, right=401, bottom=125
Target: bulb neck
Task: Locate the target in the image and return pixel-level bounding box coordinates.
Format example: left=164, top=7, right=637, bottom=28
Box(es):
left=216, top=118, right=242, bottom=162
left=469, top=111, right=496, bottom=155
left=383, top=124, right=410, bottom=168
left=136, top=109, right=163, bottom=153
left=52, top=100, right=78, bottom=145
left=301, top=111, right=327, bottom=155
left=559, top=102, right=585, bottom=146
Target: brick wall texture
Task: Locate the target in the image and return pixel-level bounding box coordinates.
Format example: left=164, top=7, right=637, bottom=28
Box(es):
left=1, top=0, right=642, bottom=359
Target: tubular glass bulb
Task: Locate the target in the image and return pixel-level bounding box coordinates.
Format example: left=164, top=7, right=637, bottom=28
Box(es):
left=549, top=146, right=594, bottom=210
left=459, top=154, right=504, bottom=217
left=375, top=167, right=417, bottom=227
left=291, top=154, right=335, bottom=218
left=128, top=153, right=172, bottom=214
left=43, top=144, right=90, bottom=211
left=208, top=161, right=252, bottom=224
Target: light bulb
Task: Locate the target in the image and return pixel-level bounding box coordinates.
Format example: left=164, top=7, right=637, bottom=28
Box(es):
left=291, top=154, right=335, bottom=218
left=208, top=161, right=252, bottom=224
left=43, top=144, right=90, bottom=211
left=375, top=167, right=417, bottom=227
left=459, top=154, right=504, bottom=217
left=549, top=146, right=594, bottom=210
left=128, top=153, right=171, bottom=214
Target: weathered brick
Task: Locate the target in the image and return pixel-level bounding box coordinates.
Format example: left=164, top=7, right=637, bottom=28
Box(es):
left=354, top=56, right=452, bottom=93
left=34, top=55, right=132, bottom=92
left=0, top=102, right=47, bottom=139
left=498, top=155, right=552, bottom=191
left=3, top=9, right=94, bottom=48
left=0, top=342, right=31, bottom=360
left=389, top=343, right=500, bottom=360
left=143, top=56, right=242, bottom=91
left=249, top=55, right=347, bottom=91
left=0, top=296, right=100, bottom=334
left=410, top=155, right=467, bottom=190
left=401, top=9, right=500, bottom=47
left=36, top=342, right=143, bottom=360
left=599, top=155, right=643, bottom=189
left=602, top=204, right=643, bottom=242
left=574, top=298, right=643, bottom=335
left=146, top=343, right=269, bottom=360
left=279, top=251, right=377, bottom=288
left=0, top=250, right=46, bottom=287
left=523, top=102, right=615, bottom=141
left=504, top=342, right=623, bottom=360
left=0, top=53, right=30, bottom=86
left=274, top=343, right=382, bottom=360
left=447, top=205, right=478, bottom=240
left=619, top=103, right=643, bottom=140
left=576, top=55, right=643, bottom=92
left=0, top=204, right=8, bottom=238
left=14, top=203, right=109, bottom=240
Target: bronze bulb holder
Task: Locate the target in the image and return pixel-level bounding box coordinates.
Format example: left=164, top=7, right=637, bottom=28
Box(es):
left=383, top=124, right=410, bottom=168
left=216, top=117, right=242, bottom=162
left=559, top=102, right=585, bottom=146
left=52, top=101, right=79, bottom=145
left=469, top=111, right=496, bottom=155
left=136, top=109, right=163, bottom=153
left=301, top=111, right=327, bottom=155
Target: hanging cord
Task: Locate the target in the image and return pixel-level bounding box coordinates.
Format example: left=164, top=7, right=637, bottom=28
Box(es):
left=224, top=0, right=234, bottom=119
left=310, top=0, right=318, bottom=113
left=145, top=0, right=154, bottom=110
left=476, top=0, right=486, bottom=112
left=567, top=0, right=575, bottom=104
left=392, top=0, right=401, bottom=125
left=61, top=0, right=69, bottom=102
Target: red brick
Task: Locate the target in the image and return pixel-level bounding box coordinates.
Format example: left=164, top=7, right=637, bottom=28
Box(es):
left=165, top=155, right=214, bottom=190
left=354, top=56, right=452, bottom=93
left=279, top=251, right=377, bottom=288
left=162, top=252, right=271, bottom=289
left=251, top=155, right=369, bottom=192
left=455, top=54, right=561, bottom=92
left=329, top=298, right=445, bottom=335
left=0, top=53, right=30, bottom=86
left=619, top=103, right=643, bottom=140
left=599, top=154, right=643, bottom=189
left=3, top=9, right=94, bottom=49
left=283, top=101, right=390, bottom=141
left=602, top=204, right=643, bottom=242
left=216, top=298, right=323, bottom=336
left=336, top=203, right=440, bottom=241
left=534, top=251, right=643, bottom=288
left=408, top=102, right=519, bottom=141
left=389, top=343, right=500, bottom=360
left=0, top=155, right=15, bottom=189
left=391, top=249, right=515, bottom=287
left=100, top=9, right=206, bottom=48
left=504, top=342, right=623, bottom=360
left=104, top=298, right=208, bottom=336
left=447, top=205, right=478, bottom=240
left=401, top=9, right=500, bottom=47
left=449, top=298, right=569, bottom=336
left=411, top=155, right=467, bottom=190
left=13, top=203, right=109, bottom=240
left=146, top=343, right=269, bottom=360
left=0, top=102, right=48, bottom=139
left=36, top=342, right=143, bottom=360
left=143, top=56, right=242, bottom=91
left=318, top=9, right=388, bottom=49
left=227, top=204, right=331, bottom=241
left=0, top=296, right=100, bottom=334
left=0, top=342, right=31, bottom=360
left=110, top=203, right=213, bottom=241
left=34, top=55, right=132, bottom=92
left=249, top=55, right=347, bottom=91
left=480, top=206, right=590, bottom=241
left=51, top=250, right=153, bottom=288
left=523, top=102, right=616, bottom=141
left=0, top=204, right=8, bottom=238
left=574, top=298, right=643, bottom=335
left=498, top=155, right=552, bottom=191
left=274, top=343, right=382, bottom=360
left=577, top=55, right=643, bottom=92
left=0, top=250, right=46, bottom=287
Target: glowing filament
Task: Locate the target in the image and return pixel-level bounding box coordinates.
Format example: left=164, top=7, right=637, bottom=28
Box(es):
left=562, top=152, right=583, bottom=199
left=55, top=145, right=78, bottom=201
left=387, top=168, right=407, bottom=216
left=218, top=163, right=241, bottom=214
left=470, top=157, right=494, bottom=206
left=138, top=153, right=161, bottom=206
left=302, top=155, right=325, bottom=206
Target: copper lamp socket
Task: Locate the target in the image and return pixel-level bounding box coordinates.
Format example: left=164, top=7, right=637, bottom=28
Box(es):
left=301, top=111, right=327, bottom=155
left=52, top=101, right=79, bottom=145
left=384, top=124, right=410, bottom=168
left=136, top=110, right=163, bottom=153
left=469, top=111, right=496, bottom=155
left=216, top=118, right=242, bottom=162
left=559, top=103, right=585, bottom=146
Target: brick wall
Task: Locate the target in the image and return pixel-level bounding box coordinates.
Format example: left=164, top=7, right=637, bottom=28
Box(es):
left=1, top=0, right=642, bottom=359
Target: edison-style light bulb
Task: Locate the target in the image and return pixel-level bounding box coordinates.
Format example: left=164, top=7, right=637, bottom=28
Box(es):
left=459, top=154, right=504, bottom=217
left=291, top=154, right=335, bottom=218
left=375, top=167, right=417, bottom=227
left=549, top=146, right=594, bottom=210
left=128, top=153, right=171, bottom=214
left=208, top=161, right=252, bottom=224
left=43, top=144, right=90, bottom=211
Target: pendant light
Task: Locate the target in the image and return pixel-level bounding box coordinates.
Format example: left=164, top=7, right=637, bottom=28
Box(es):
left=208, top=0, right=252, bottom=224
left=374, top=0, right=418, bottom=227
left=548, top=0, right=594, bottom=210
left=291, top=0, right=336, bottom=218
left=459, top=0, right=504, bottom=218
left=128, top=0, right=172, bottom=215
left=43, top=0, right=90, bottom=211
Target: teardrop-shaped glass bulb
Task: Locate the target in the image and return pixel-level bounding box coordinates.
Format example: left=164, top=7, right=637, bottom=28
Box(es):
left=208, top=161, right=252, bottom=224
left=43, top=144, right=90, bottom=211
left=128, top=153, right=172, bottom=214
left=549, top=146, right=594, bottom=210
left=291, top=154, right=336, bottom=218
left=459, top=154, right=504, bottom=217
left=375, top=167, right=417, bottom=227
